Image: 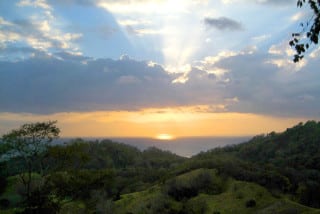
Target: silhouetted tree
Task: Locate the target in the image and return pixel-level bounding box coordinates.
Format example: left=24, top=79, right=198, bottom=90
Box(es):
left=1, top=121, right=60, bottom=203
left=290, top=0, right=320, bottom=62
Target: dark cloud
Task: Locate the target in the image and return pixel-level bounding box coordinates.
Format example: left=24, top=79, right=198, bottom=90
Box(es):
left=1, top=50, right=320, bottom=118
left=214, top=52, right=320, bottom=117
left=0, top=52, right=226, bottom=114
left=0, top=55, right=183, bottom=113
left=204, top=17, right=244, bottom=31
left=0, top=46, right=46, bottom=61
left=54, top=52, right=91, bottom=62
left=0, top=46, right=37, bottom=55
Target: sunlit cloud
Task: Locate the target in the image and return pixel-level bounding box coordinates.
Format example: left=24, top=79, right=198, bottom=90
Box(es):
left=97, top=0, right=199, bottom=15
left=201, top=50, right=238, bottom=64
left=17, top=0, right=52, bottom=10
left=268, top=41, right=307, bottom=72
left=117, top=19, right=152, bottom=26
left=97, top=0, right=210, bottom=72
left=0, top=17, right=14, bottom=26
left=309, top=47, right=320, bottom=59
left=1, top=0, right=82, bottom=57
left=252, top=34, right=271, bottom=43
left=0, top=31, right=21, bottom=43
left=290, top=11, right=305, bottom=22
left=266, top=58, right=306, bottom=72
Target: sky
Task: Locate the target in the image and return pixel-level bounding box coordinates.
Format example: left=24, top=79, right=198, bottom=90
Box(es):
left=1, top=0, right=320, bottom=138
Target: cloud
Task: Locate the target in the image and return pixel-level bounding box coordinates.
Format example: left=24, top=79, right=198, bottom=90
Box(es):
left=17, top=0, right=52, bottom=10
left=204, top=17, right=244, bottom=31
left=0, top=52, right=230, bottom=114
left=0, top=17, right=13, bottom=26
left=47, top=0, right=96, bottom=6
left=267, top=41, right=306, bottom=72
left=1, top=48, right=320, bottom=118
left=212, top=50, right=320, bottom=117
left=255, top=0, right=295, bottom=6
left=0, top=54, right=172, bottom=113
left=0, top=2, right=82, bottom=58
left=251, top=34, right=271, bottom=43
left=1, top=0, right=320, bottom=119
left=0, top=17, right=82, bottom=53
left=222, top=0, right=295, bottom=6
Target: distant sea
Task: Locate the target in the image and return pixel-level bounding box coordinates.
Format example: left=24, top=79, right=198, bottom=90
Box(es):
left=57, top=136, right=251, bottom=157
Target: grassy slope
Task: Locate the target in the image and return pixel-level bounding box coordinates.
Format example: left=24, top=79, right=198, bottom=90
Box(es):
left=115, top=169, right=320, bottom=214
left=2, top=169, right=320, bottom=214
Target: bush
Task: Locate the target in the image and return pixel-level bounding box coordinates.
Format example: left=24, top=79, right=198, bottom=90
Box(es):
left=0, top=176, right=7, bottom=194
left=166, top=169, right=225, bottom=201
left=185, top=199, right=208, bottom=214
left=0, top=198, right=10, bottom=209
left=166, top=179, right=198, bottom=201
left=245, top=199, right=256, bottom=208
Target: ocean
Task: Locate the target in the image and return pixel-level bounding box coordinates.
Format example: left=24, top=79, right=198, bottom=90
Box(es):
left=58, top=136, right=251, bottom=157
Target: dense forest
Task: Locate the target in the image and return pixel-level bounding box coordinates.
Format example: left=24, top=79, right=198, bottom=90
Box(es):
left=1, top=121, right=320, bottom=213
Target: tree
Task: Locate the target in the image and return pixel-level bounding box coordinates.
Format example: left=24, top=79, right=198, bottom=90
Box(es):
left=1, top=121, right=60, bottom=202
left=290, top=0, right=320, bottom=62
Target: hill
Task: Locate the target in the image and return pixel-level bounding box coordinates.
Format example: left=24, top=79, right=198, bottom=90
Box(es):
left=193, top=121, right=320, bottom=207
left=1, top=121, right=320, bottom=213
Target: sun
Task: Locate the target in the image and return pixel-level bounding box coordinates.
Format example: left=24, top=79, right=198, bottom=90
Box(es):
left=155, top=133, right=174, bottom=140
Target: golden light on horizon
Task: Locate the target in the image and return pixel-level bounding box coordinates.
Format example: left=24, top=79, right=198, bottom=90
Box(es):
left=155, top=133, right=175, bottom=140
left=0, top=107, right=311, bottom=138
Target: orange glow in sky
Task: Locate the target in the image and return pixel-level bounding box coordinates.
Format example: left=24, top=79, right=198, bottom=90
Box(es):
left=0, top=105, right=312, bottom=138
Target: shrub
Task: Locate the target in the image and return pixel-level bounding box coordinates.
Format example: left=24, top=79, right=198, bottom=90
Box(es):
left=245, top=199, right=256, bottom=208
left=166, top=169, right=225, bottom=201
left=185, top=199, right=208, bottom=214
left=0, top=176, right=7, bottom=194
left=0, top=198, right=10, bottom=209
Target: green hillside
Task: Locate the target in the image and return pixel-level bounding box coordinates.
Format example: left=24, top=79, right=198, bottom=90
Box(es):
left=1, top=121, right=320, bottom=213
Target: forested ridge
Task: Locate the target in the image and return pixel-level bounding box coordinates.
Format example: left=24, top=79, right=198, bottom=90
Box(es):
left=1, top=121, right=320, bottom=213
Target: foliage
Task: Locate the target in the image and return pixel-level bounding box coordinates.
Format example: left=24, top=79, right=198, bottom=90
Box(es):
left=245, top=199, right=256, bottom=208
left=1, top=121, right=60, bottom=211
left=0, top=198, right=10, bottom=209
left=290, top=0, right=320, bottom=62
left=195, top=121, right=320, bottom=208
left=0, top=176, right=7, bottom=194
left=2, top=121, right=320, bottom=212
left=47, top=169, right=115, bottom=200
left=48, top=141, right=91, bottom=171
left=166, top=169, right=225, bottom=201
left=2, top=121, right=60, bottom=161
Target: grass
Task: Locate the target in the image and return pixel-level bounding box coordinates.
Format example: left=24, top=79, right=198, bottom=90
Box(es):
left=2, top=169, right=320, bottom=213
left=197, top=180, right=277, bottom=213
left=59, top=200, right=87, bottom=214
left=114, top=169, right=320, bottom=214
